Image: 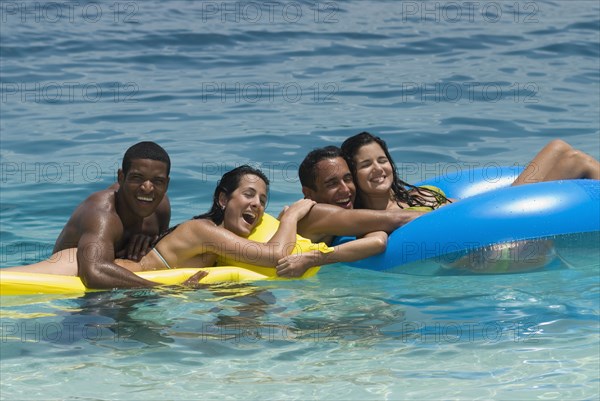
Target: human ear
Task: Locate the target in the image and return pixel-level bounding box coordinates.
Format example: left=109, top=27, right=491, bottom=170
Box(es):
left=218, top=192, right=228, bottom=210
left=302, top=186, right=315, bottom=200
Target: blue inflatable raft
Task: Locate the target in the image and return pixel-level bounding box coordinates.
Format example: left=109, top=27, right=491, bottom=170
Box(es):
left=334, top=167, right=600, bottom=273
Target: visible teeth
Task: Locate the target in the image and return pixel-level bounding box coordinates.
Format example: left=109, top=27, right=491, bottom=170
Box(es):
left=337, top=198, right=350, bottom=203
left=137, top=196, right=153, bottom=202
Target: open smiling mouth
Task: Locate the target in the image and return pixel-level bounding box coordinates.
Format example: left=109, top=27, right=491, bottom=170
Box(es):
left=242, top=211, right=257, bottom=225
left=137, top=195, right=154, bottom=203
left=336, top=197, right=351, bottom=205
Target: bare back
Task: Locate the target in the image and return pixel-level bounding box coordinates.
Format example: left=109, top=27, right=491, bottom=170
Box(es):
left=149, top=219, right=226, bottom=269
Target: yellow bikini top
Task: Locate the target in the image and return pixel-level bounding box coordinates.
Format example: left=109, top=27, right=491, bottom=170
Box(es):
left=405, top=185, right=448, bottom=211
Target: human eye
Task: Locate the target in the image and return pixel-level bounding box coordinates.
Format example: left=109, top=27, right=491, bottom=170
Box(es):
left=127, top=174, right=144, bottom=183
left=243, top=189, right=256, bottom=198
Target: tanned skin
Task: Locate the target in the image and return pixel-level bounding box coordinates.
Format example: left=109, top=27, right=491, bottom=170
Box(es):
left=276, top=156, right=423, bottom=277
left=297, top=157, right=423, bottom=244
left=52, top=158, right=204, bottom=289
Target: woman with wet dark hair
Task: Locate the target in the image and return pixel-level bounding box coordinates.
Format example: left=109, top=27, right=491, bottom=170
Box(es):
left=341, top=131, right=598, bottom=211
left=340, top=132, right=599, bottom=273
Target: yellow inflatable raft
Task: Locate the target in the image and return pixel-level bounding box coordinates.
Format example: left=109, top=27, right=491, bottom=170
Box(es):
left=0, top=267, right=267, bottom=296
left=0, top=213, right=332, bottom=296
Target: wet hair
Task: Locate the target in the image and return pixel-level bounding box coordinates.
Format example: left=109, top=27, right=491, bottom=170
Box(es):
left=122, top=141, right=171, bottom=176
left=154, top=165, right=269, bottom=244
left=193, top=165, right=270, bottom=225
left=298, top=146, right=344, bottom=190
left=341, top=132, right=450, bottom=209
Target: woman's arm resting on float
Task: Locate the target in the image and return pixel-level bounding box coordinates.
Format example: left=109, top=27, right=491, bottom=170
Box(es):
left=265, top=199, right=316, bottom=257
left=276, top=231, right=388, bottom=277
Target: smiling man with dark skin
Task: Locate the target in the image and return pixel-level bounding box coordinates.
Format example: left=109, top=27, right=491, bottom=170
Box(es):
left=51, top=141, right=205, bottom=288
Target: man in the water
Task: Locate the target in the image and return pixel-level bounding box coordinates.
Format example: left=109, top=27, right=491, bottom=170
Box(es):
left=276, top=146, right=424, bottom=277
left=296, top=145, right=423, bottom=243
left=51, top=141, right=175, bottom=288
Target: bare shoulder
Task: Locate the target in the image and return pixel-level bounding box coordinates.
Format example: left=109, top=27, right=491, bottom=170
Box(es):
left=168, top=218, right=210, bottom=238
left=54, top=188, right=121, bottom=252
left=79, top=189, right=118, bottom=215
left=163, top=218, right=219, bottom=250
left=64, top=189, right=121, bottom=233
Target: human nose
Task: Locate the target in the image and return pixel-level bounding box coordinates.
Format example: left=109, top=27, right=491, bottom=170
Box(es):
left=250, top=195, right=261, bottom=208
left=140, top=180, right=154, bottom=192
left=339, top=181, right=351, bottom=194
left=373, top=161, right=384, bottom=172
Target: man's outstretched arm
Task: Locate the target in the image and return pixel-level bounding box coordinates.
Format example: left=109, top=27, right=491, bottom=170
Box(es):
left=298, top=203, right=424, bottom=239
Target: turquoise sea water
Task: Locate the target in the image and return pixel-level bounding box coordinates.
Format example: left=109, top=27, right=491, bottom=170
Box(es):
left=1, top=1, right=599, bottom=400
